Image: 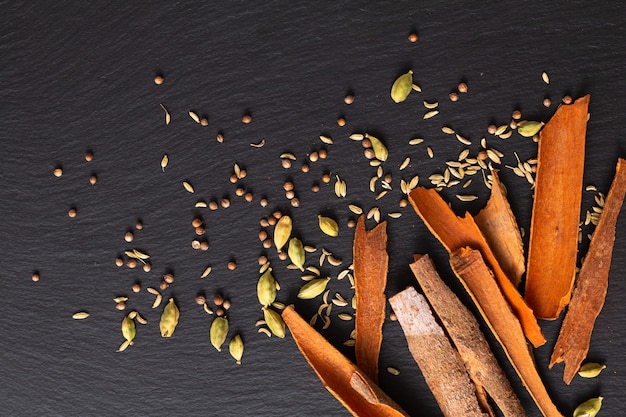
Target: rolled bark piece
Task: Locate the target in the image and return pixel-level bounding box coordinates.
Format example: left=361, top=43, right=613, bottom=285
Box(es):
left=389, top=287, right=488, bottom=417
left=353, top=215, right=388, bottom=383
left=449, top=247, right=563, bottom=417
left=474, top=170, right=525, bottom=288
left=282, top=305, right=409, bottom=417
left=410, top=254, right=527, bottom=417
left=550, top=158, right=626, bottom=384
left=525, top=95, right=590, bottom=320
left=408, top=187, right=545, bottom=347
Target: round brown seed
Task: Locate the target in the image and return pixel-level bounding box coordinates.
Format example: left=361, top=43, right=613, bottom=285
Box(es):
left=216, top=133, right=224, bottom=143
left=311, top=184, right=320, bottom=193
left=258, top=255, right=268, bottom=265
left=216, top=307, right=225, bottom=317
left=321, top=173, right=331, bottom=183
left=364, top=148, right=375, bottom=159
left=132, top=283, right=141, bottom=293
left=347, top=219, right=356, bottom=228
left=408, top=33, right=418, bottom=42
left=242, top=114, right=252, bottom=124
left=164, top=273, right=174, bottom=284
left=362, top=138, right=372, bottom=148
left=221, top=198, right=230, bottom=208
left=259, top=198, right=268, bottom=207
left=344, top=94, right=354, bottom=105
left=399, top=199, right=408, bottom=208
left=318, top=149, right=327, bottom=159
left=142, top=263, right=151, bottom=273
left=124, top=231, right=134, bottom=242
left=301, top=163, right=309, bottom=173
left=235, top=187, right=245, bottom=196
left=562, top=95, right=572, bottom=104
left=262, top=239, right=272, bottom=249
left=116, top=302, right=126, bottom=310
left=200, top=117, right=208, bottom=126
left=283, top=181, right=294, bottom=191
left=115, top=257, right=124, bottom=267
left=278, top=251, right=288, bottom=261
left=260, top=218, right=269, bottom=227
left=239, top=169, right=247, bottom=179
left=200, top=241, right=209, bottom=251
left=227, top=261, right=237, bottom=270
left=191, top=240, right=201, bottom=249
left=487, top=124, right=497, bottom=135
left=244, top=192, right=253, bottom=202
left=85, top=151, right=94, bottom=162
left=68, top=208, right=77, bottom=218
left=384, top=173, right=392, bottom=183
left=449, top=92, right=459, bottom=102
left=285, top=190, right=295, bottom=199
left=337, top=117, right=346, bottom=126
left=291, top=198, right=300, bottom=207
left=214, top=293, right=224, bottom=306
left=53, top=167, right=63, bottom=177
left=127, top=259, right=137, bottom=268
left=154, top=75, right=164, bottom=85
left=309, top=152, right=319, bottom=162
left=192, top=218, right=203, bottom=228
left=512, top=110, right=522, bottom=120
left=195, top=295, right=206, bottom=305
left=31, top=272, right=40, bottom=282
left=281, top=159, right=292, bottom=169
left=209, top=200, right=218, bottom=210
left=229, top=174, right=238, bottom=183
left=222, top=300, right=231, bottom=310
left=458, top=82, right=468, bottom=93
left=135, top=220, right=143, bottom=230
left=195, top=226, right=205, bottom=236
left=543, top=98, right=552, bottom=107
left=159, top=281, right=169, bottom=290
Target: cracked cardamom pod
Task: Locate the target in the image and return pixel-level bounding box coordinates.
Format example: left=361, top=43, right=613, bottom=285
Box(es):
left=390, top=70, right=413, bottom=103
left=263, top=307, right=285, bottom=338
left=578, top=362, right=606, bottom=378
left=210, top=316, right=229, bottom=351
left=297, top=277, right=330, bottom=299
left=121, top=315, right=136, bottom=342
left=318, top=215, right=339, bottom=237
left=517, top=120, right=544, bottom=137
left=273, top=215, right=292, bottom=252
left=288, top=237, right=305, bottom=271
left=257, top=269, right=276, bottom=307
left=159, top=298, right=180, bottom=337
left=229, top=334, right=244, bottom=364
left=573, top=397, right=603, bottom=417
left=366, top=134, right=388, bottom=162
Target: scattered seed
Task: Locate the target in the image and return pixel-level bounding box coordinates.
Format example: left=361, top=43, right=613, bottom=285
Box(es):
left=388, top=212, right=402, bottom=219
left=182, top=181, right=194, bottom=193
left=338, top=313, right=353, bottom=321
left=348, top=204, right=363, bottom=215
left=408, top=138, right=424, bottom=145
left=154, top=75, right=164, bottom=85
left=427, top=146, right=434, bottom=158
left=258, top=327, right=272, bottom=337
left=441, top=126, right=455, bottom=134
left=543, top=98, right=552, bottom=107
left=188, top=111, right=200, bottom=123
left=344, top=94, right=355, bottom=105
left=458, top=82, right=468, bottom=93
left=542, top=71, right=550, bottom=84
left=423, top=110, right=439, bottom=119
left=456, top=194, right=479, bottom=202
left=423, top=101, right=438, bottom=109
left=72, top=312, right=90, bottom=320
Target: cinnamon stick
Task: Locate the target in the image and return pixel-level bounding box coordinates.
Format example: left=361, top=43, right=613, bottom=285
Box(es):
left=450, top=247, right=563, bottom=417
left=525, top=95, right=590, bottom=320
left=353, top=215, right=388, bottom=383
left=408, top=187, right=545, bottom=347
left=410, top=254, right=527, bottom=417
left=550, top=157, right=626, bottom=384
left=282, top=305, right=409, bottom=417
left=474, top=170, right=525, bottom=288
left=389, top=287, right=488, bottom=417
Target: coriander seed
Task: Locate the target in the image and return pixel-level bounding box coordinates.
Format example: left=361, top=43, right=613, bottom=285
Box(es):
left=68, top=208, right=77, bottom=218
left=200, top=117, right=208, bottom=126
left=263, top=239, right=272, bottom=249
left=221, top=198, right=230, bottom=208
left=235, top=187, right=245, bottom=196
left=512, top=110, right=522, bottom=120
left=132, top=283, right=141, bottom=293
left=53, top=167, right=63, bottom=177
left=278, top=251, right=288, bottom=261
left=449, top=92, right=459, bottom=102
left=408, top=33, right=418, bottom=42
left=135, top=220, right=143, bottom=230
left=543, top=98, right=552, bottom=107
left=200, top=241, right=209, bottom=251
left=209, top=200, right=218, bottom=210
left=347, top=219, right=356, bottom=228
left=192, top=218, right=202, bottom=228
left=337, top=117, right=346, bottom=126
left=301, top=163, right=309, bottom=173
left=127, top=259, right=137, bottom=268
left=116, top=302, right=126, bottom=310
left=321, top=173, right=331, bottom=183
left=85, top=151, right=94, bottom=162
left=291, top=198, right=299, bottom=207
left=242, top=114, right=252, bottom=123
left=223, top=300, right=231, bottom=310
left=311, top=184, right=320, bottom=192
left=260, top=198, right=268, bottom=207
left=562, top=95, right=572, bottom=104
left=344, top=94, right=354, bottom=105
left=458, top=82, right=468, bottom=93
left=281, top=159, right=292, bottom=169
left=195, top=295, right=206, bottom=305
left=267, top=217, right=276, bottom=226
left=309, top=152, right=319, bottom=162
left=244, top=192, right=253, bottom=202
left=154, top=75, right=164, bottom=85
left=31, top=272, right=40, bottom=282
left=318, top=149, right=327, bottom=159
left=124, top=231, right=133, bottom=242
left=191, top=240, right=201, bottom=249
left=115, top=257, right=123, bottom=267
left=487, top=124, right=497, bottom=134
left=260, top=218, right=269, bottom=227
left=258, top=255, right=268, bottom=265
left=143, top=263, right=151, bottom=272
left=227, top=261, right=237, bottom=270
left=214, top=293, right=224, bottom=306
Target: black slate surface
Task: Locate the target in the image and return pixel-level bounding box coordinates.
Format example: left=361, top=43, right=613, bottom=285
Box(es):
left=2, top=1, right=626, bottom=416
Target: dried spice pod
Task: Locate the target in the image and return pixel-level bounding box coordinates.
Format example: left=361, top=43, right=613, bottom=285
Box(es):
left=229, top=334, right=244, bottom=364
left=389, top=287, right=487, bottom=417
left=210, top=317, right=229, bottom=351
left=577, top=362, right=606, bottom=379
left=409, top=254, right=526, bottom=417
left=263, top=307, right=285, bottom=338
left=450, top=247, right=563, bottom=417
left=159, top=298, right=180, bottom=337
left=474, top=170, right=525, bottom=287
left=257, top=269, right=277, bottom=307
left=282, top=305, right=409, bottom=417
left=288, top=237, right=305, bottom=271
left=390, top=70, right=413, bottom=103
left=365, top=134, right=388, bottom=162
left=573, top=397, right=602, bottom=417
left=408, top=186, right=545, bottom=347
left=121, top=315, right=136, bottom=343
left=550, top=157, right=626, bottom=383
left=318, top=215, right=339, bottom=237
left=273, top=215, right=292, bottom=251
left=297, top=277, right=330, bottom=299
left=353, top=216, right=388, bottom=383
left=525, top=95, right=590, bottom=319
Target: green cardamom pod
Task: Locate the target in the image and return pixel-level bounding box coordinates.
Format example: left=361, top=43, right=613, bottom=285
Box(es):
left=121, top=315, right=136, bottom=342
left=365, top=134, right=388, bottom=162
left=318, top=215, right=339, bottom=237
left=288, top=237, right=305, bottom=271
left=390, top=70, right=413, bottom=103
left=297, top=277, right=330, bottom=299
left=257, top=269, right=276, bottom=307
left=273, top=215, right=292, bottom=252
left=517, top=120, right=544, bottom=137
left=573, top=397, right=603, bottom=417
left=263, top=307, right=285, bottom=338
left=159, top=298, right=180, bottom=337
left=229, top=334, right=244, bottom=365
left=578, top=362, right=606, bottom=378
left=210, top=316, right=229, bottom=351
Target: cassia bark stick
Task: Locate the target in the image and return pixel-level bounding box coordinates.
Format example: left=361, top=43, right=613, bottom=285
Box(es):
left=550, top=157, right=626, bottom=383
left=408, top=187, right=545, bottom=347
left=282, top=305, right=409, bottom=417
left=474, top=170, right=525, bottom=288
left=353, top=215, right=388, bottom=383
left=450, top=247, right=563, bottom=417
left=410, top=254, right=527, bottom=417
left=389, top=287, right=488, bottom=417
left=525, top=95, right=590, bottom=319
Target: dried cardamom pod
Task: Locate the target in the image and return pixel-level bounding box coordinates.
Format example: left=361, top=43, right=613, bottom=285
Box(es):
left=257, top=269, right=276, bottom=307
left=159, top=298, right=180, bottom=337
left=121, top=315, right=136, bottom=342
left=318, top=215, right=339, bottom=237
left=578, top=362, right=606, bottom=378
left=365, top=134, right=388, bottom=162
left=210, top=317, right=229, bottom=351
left=263, top=307, right=285, bottom=338
left=297, top=277, right=331, bottom=299
left=288, top=237, right=305, bottom=271
left=390, top=70, right=413, bottom=103
left=573, top=397, right=603, bottom=417
left=517, top=120, right=544, bottom=137
left=273, top=215, right=292, bottom=251
left=229, top=334, right=244, bottom=365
